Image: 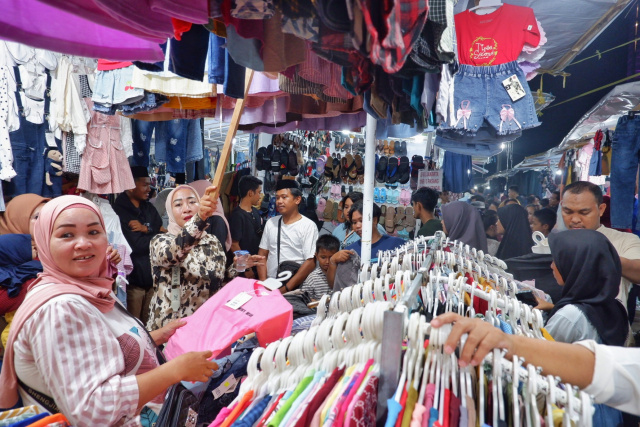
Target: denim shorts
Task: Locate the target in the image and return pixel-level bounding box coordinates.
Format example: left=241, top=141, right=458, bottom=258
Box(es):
left=435, top=123, right=521, bottom=157
left=441, top=61, right=540, bottom=135
left=92, top=66, right=144, bottom=106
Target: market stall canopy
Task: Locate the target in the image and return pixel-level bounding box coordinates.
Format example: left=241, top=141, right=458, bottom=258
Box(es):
left=457, top=0, right=630, bottom=72
left=1, top=0, right=166, bottom=61
left=556, top=81, right=640, bottom=150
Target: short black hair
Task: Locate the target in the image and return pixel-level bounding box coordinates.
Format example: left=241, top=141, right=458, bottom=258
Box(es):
left=482, top=210, right=499, bottom=232
left=552, top=190, right=561, bottom=199
left=526, top=203, right=540, bottom=211
left=411, top=187, right=439, bottom=213
left=346, top=191, right=363, bottom=205
left=526, top=195, right=537, bottom=205
left=238, top=176, right=262, bottom=198
left=509, top=185, right=519, bottom=194
left=470, top=195, right=485, bottom=203
left=540, top=198, right=550, bottom=207
left=316, top=234, right=340, bottom=253
left=349, top=202, right=382, bottom=222
left=533, top=208, right=557, bottom=230
left=563, top=181, right=603, bottom=205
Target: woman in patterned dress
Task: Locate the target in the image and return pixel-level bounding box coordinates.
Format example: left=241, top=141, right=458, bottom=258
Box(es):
left=146, top=184, right=262, bottom=331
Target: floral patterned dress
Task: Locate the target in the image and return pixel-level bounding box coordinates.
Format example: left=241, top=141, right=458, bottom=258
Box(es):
left=147, top=214, right=236, bottom=331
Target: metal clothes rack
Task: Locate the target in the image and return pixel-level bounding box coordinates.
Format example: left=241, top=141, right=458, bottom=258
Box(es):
left=376, top=232, right=443, bottom=421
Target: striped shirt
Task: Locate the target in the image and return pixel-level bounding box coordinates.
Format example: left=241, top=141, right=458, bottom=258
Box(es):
left=14, top=291, right=162, bottom=426
left=300, top=267, right=331, bottom=300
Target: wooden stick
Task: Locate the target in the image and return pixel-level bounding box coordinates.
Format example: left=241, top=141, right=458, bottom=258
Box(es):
left=209, top=69, right=255, bottom=196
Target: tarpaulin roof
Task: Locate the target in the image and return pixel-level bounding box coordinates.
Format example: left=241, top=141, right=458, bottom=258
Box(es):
left=557, top=81, right=640, bottom=150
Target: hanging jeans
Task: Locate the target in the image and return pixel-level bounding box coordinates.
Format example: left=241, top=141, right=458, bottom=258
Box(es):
left=610, top=115, right=640, bottom=229
left=442, top=151, right=472, bottom=193
left=131, top=119, right=188, bottom=173
left=7, top=66, right=49, bottom=197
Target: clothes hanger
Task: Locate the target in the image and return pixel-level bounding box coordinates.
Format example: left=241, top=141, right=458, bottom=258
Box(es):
left=512, top=355, right=522, bottom=427
left=528, top=364, right=541, bottom=427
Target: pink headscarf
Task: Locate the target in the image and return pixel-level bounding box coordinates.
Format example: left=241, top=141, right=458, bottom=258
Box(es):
left=0, top=196, right=115, bottom=408
left=189, top=180, right=232, bottom=251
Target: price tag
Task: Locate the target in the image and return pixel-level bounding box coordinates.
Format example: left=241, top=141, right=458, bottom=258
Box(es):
left=260, top=278, right=283, bottom=291
left=502, top=75, right=526, bottom=102
left=212, top=374, right=238, bottom=399
left=225, top=292, right=252, bottom=310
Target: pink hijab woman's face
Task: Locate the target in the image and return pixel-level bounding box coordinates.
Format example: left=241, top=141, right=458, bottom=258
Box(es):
left=49, top=208, right=109, bottom=278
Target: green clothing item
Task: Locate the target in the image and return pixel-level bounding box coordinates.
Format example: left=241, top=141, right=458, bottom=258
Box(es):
left=418, top=219, right=443, bottom=237
left=268, top=374, right=314, bottom=427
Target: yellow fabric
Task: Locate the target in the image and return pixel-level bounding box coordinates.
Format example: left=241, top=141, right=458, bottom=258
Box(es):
left=552, top=404, right=564, bottom=427
left=541, top=328, right=555, bottom=341
left=0, top=405, right=41, bottom=420
left=2, top=311, right=15, bottom=348
left=601, top=146, right=611, bottom=176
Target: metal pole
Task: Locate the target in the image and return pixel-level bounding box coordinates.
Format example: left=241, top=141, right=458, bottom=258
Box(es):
left=361, top=114, right=377, bottom=265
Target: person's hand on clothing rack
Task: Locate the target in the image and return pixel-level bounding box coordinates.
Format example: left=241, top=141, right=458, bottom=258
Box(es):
left=198, top=185, right=219, bottom=221
left=534, top=296, right=554, bottom=311
left=432, top=312, right=515, bottom=367
left=330, top=250, right=355, bottom=266
left=431, top=312, right=596, bottom=389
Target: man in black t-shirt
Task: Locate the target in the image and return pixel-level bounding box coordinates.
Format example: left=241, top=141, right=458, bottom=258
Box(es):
left=113, top=166, right=165, bottom=323
left=230, top=176, right=264, bottom=278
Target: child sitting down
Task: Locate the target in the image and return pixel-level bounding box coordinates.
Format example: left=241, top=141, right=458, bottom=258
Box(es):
left=300, top=235, right=340, bottom=300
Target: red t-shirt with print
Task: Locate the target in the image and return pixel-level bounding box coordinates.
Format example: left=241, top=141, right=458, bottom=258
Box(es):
left=455, top=4, right=540, bottom=66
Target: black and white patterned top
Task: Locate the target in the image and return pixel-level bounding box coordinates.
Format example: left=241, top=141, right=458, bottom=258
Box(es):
left=147, top=214, right=237, bottom=331
left=79, top=74, right=93, bottom=98
left=64, top=131, right=81, bottom=174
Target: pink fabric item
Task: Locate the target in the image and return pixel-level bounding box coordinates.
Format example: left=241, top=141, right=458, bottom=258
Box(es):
left=0, top=196, right=115, bottom=408
left=1, top=0, right=165, bottom=61
left=150, top=0, right=210, bottom=24
left=190, top=180, right=232, bottom=251
left=78, top=99, right=136, bottom=195
left=165, top=185, right=200, bottom=236
left=163, top=278, right=293, bottom=360
left=411, top=404, right=427, bottom=427
left=209, top=403, right=237, bottom=427
left=337, top=359, right=374, bottom=426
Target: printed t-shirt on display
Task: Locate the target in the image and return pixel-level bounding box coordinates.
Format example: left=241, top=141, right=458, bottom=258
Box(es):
left=455, top=4, right=540, bottom=66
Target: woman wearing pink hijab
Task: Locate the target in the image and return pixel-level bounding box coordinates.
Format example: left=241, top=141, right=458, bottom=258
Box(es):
left=147, top=184, right=262, bottom=331
left=0, top=195, right=217, bottom=425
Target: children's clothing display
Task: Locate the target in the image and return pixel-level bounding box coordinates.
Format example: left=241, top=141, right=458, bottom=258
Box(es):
left=455, top=4, right=540, bottom=67
left=77, top=99, right=135, bottom=194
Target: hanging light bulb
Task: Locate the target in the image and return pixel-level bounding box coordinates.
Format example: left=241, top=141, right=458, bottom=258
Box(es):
left=555, top=170, right=563, bottom=176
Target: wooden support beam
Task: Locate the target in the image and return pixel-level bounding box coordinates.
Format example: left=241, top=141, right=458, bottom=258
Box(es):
left=209, top=69, right=254, bottom=196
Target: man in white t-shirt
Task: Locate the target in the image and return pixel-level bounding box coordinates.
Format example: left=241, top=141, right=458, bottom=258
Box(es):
left=561, top=181, right=640, bottom=310
left=258, top=180, right=318, bottom=294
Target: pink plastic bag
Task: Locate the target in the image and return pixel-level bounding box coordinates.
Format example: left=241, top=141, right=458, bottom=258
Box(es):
left=163, top=278, right=293, bottom=360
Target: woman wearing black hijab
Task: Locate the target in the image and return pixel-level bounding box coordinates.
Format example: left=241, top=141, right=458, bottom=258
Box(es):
left=546, top=230, right=628, bottom=346
left=496, top=204, right=532, bottom=259
left=441, top=201, right=488, bottom=252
